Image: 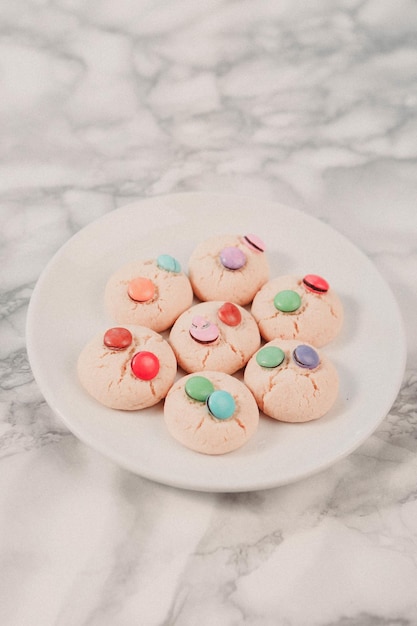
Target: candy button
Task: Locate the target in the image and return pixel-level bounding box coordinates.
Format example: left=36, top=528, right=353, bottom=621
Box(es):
left=207, top=390, right=236, bottom=420
left=217, top=302, right=242, bottom=326
left=242, top=234, right=266, bottom=252
left=103, top=327, right=133, bottom=350
left=185, top=376, right=215, bottom=402
left=293, top=345, right=320, bottom=370
left=157, top=254, right=181, bottom=273
left=303, top=274, right=329, bottom=294
left=131, top=351, right=160, bottom=380
left=127, top=277, right=155, bottom=302
left=274, top=290, right=301, bottom=312
left=219, top=246, right=246, bottom=270
left=189, top=315, right=219, bottom=343
left=256, top=346, right=285, bottom=368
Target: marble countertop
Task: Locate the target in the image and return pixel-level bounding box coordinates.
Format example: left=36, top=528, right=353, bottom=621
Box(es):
left=1, top=1, right=417, bottom=624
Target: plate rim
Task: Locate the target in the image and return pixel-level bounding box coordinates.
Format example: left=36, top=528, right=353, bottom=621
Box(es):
left=26, top=191, right=407, bottom=492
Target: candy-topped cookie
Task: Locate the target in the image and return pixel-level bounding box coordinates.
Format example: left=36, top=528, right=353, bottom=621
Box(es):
left=169, top=300, right=261, bottom=374
left=104, top=255, right=193, bottom=332
left=164, top=370, right=259, bottom=454
left=188, top=234, right=269, bottom=305
left=77, top=325, right=177, bottom=410
left=244, top=339, right=339, bottom=422
left=251, top=274, right=343, bottom=347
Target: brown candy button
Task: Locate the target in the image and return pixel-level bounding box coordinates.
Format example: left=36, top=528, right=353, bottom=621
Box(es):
left=103, top=327, right=133, bottom=350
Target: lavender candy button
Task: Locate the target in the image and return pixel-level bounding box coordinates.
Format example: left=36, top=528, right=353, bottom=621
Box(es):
left=219, top=246, right=246, bottom=270
left=293, top=344, right=320, bottom=369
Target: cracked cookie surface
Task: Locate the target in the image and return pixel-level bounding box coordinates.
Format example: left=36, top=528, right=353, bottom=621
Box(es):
left=251, top=275, right=343, bottom=346
left=244, top=339, right=339, bottom=422
left=164, top=370, right=259, bottom=455
left=169, top=300, right=261, bottom=374
left=104, top=259, right=193, bottom=332
left=77, top=325, right=177, bottom=410
left=188, top=234, right=269, bottom=305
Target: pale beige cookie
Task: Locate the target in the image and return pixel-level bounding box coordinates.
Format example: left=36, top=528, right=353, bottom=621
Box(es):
left=77, top=325, right=177, bottom=410
left=169, top=301, right=261, bottom=374
left=104, top=255, right=193, bottom=332
left=164, top=371, right=259, bottom=455
left=188, top=234, right=269, bottom=305
left=244, top=339, right=339, bottom=422
left=251, top=274, right=343, bottom=347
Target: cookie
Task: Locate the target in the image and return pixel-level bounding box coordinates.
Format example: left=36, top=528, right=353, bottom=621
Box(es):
left=244, top=339, right=338, bottom=422
left=188, top=234, right=269, bottom=305
left=164, top=371, right=259, bottom=454
left=169, top=300, right=261, bottom=374
left=251, top=274, right=343, bottom=346
left=77, top=325, right=177, bottom=410
left=104, top=255, right=193, bottom=332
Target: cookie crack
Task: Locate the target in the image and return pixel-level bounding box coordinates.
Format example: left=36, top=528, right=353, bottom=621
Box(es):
left=118, top=345, right=137, bottom=383
left=235, top=418, right=247, bottom=432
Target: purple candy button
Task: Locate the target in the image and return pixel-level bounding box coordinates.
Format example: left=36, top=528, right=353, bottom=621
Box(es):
left=219, top=246, right=246, bottom=270
left=293, top=344, right=320, bottom=369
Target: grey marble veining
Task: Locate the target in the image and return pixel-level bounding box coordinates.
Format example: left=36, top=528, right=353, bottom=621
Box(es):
left=1, top=1, right=417, bottom=624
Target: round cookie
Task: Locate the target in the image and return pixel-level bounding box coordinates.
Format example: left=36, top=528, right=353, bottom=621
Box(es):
left=164, top=371, right=259, bottom=455
left=104, top=255, right=193, bottom=332
left=244, top=339, right=339, bottom=422
left=169, top=301, right=261, bottom=374
left=77, top=325, right=177, bottom=410
left=188, top=234, right=269, bottom=305
left=251, top=274, right=343, bottom=347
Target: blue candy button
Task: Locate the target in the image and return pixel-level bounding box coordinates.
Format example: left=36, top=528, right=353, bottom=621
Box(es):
left=157, top=254, right=181, bottom=273
left=207, top=390, right=236, bottom=420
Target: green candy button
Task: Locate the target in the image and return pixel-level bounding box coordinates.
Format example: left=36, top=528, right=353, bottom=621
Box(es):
left=185, top=376, right=215, bottom=402
left=274, top=289, right=301, bottom=312
left=256, top=346, right=285, bottom=368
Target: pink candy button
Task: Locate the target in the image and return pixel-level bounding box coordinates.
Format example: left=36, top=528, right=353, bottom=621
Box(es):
left=189, top=315, right=219, bottom=343
left=242, top=234, right=266, bottom=252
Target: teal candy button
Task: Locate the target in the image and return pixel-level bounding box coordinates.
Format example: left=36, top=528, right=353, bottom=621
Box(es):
left=274, top=289, right=301, bottom=312
left=185, top=376, right=215, bottom=402
left=256, top=346, right=285, bottom=368
left=157, top=254, right=181, bottom=273
left=207, top=390, right=236, bottom=420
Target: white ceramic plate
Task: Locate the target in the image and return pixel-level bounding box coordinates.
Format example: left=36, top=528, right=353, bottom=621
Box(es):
left=26, top=192, right=406, bottom=492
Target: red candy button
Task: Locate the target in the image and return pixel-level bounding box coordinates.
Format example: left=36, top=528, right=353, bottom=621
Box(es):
left=131, top=351, right=160, bottom=380
left=217, top=302, right=242, bottom=326
left=103, top=327, right=132, bottom=350
left=302, top=274, right=329, bottom=294
left=127, top=277, right=155, bottom=302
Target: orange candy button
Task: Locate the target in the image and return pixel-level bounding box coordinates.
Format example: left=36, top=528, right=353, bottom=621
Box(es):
left=127, top=277, right=155, bottom=302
